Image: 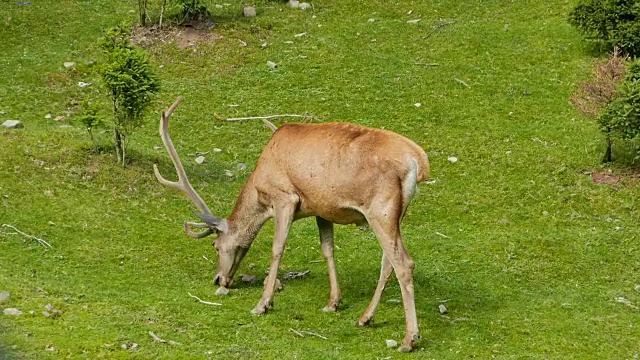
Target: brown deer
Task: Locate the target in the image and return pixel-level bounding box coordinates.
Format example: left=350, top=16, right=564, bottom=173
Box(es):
left=153, top=97, right=430, bottom=352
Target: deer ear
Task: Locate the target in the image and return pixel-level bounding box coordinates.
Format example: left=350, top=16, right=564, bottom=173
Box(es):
left=195, top=213, right=228, bottom=233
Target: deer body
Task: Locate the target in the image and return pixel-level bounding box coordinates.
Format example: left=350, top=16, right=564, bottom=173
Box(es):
left=154, top=99, right=429, bottom=352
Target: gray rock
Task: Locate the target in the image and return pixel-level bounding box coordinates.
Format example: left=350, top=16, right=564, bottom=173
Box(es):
left=63, top=62, right=76, bottom=69
left=3, top=308, right=23, bottom=316
left=195, top=156, right=206, bottom=164
left=267, top=61, right=278, bottom=69
left=243, top=6, right=256, bottom=17
left=287, top=0, right=299, bottom=8
left=215, top=287, right=229, bottom=296
left=385, top=339, right=398, bottom=348
left=0, top=291, right=9, bottom=303
left=438, top=304, right=448, bottom=314
left=237, top=163, right=247, bottom=171
left=2, top=120, right=23, bottom=129
left=241, top=274, right=256, bottom=283
left=299, top=2, right=311, bottom=10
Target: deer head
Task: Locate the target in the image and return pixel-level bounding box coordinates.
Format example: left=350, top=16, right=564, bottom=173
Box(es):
left=153, top=97, right=251, bottom=288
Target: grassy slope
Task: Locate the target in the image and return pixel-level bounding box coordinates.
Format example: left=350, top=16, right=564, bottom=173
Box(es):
left=1, top=0, right=639, bottom=359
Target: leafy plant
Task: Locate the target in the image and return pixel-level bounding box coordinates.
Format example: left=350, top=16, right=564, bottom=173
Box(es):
left=568, top=0, right=640, bottom=56
left=599, top=59, right=640, bottom=161
left=75, top=101, right=104, bottom=151
left=98, top=25, right=160, bottom=166
left=177, top=0, right=211, bottom=24
left=570, top=49, right=628, bottom=162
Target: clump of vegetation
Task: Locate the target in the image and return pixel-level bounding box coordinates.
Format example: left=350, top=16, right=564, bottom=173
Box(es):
left=137, top=0, right=211, bottom=27
left=75, top=101, right=104, bottom=151
left=599, top=59, right=640, bottom=161
left=570, top=49, right=628, bottom=162
left=98, top=25, right=160, bottom=166
left=568, top=0, right=640, bottom=57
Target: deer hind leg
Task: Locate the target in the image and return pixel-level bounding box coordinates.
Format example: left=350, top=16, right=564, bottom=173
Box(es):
left=357, top=253, right=393, bottom=326
left=316, top=217, right=341, bottom=312
left=366, top=214, right=419, bottom=352
left=251, top=203, right=295, bottom=315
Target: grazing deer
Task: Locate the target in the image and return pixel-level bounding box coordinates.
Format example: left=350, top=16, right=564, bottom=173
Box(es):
left=153, top=97, right=429, bottom=352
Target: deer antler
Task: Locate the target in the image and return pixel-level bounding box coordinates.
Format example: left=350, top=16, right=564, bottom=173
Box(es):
left=153, top=97, right=222, bottom=238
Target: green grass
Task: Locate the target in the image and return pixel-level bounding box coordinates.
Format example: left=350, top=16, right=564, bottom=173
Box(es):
left=1, top=0, right=639, bottom=359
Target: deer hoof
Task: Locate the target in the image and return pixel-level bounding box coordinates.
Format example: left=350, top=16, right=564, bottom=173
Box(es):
left=322, top=299, right=340, bottom=312
left=356, top=316, right=373, bottom=327
left=251, top=306, right=267, bottom=315
left=397, top=345, right=413, bottom=353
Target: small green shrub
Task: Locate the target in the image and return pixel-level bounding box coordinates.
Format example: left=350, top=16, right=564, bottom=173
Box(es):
left=75, top=101, right=104, bottom=151
left=599, top=60, right=640, bottom=161
left=177, top=0, right=211, bottom=24
left=98, top=25, right=160, bottom=166
left=568, top=0, right=640, bottom=57
left=570, top=50, right=628, bottom=162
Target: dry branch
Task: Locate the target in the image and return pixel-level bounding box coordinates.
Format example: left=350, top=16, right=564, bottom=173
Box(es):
left=188, top=292, right=222, bottom=306
left=1, top=224, right=52, bottom=248
left=225, top=114, right=314, bottom=122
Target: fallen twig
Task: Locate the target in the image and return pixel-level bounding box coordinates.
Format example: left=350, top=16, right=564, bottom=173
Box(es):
left=415, top=62, right=440, bottom=66
left=289, top=328, right=305, bottom=337
left=1, top=224, right=52, bottom=248
left=148, top=331, right=166, bottom=343
left=435, top=231, right=450, bottom=239
left=188, top=292, right=222, bottom=306
left=225, top=114, right=314, bottom=122
left=454, top=77, right=470, bottom=88
left=301, top=330, right=328, bottom=340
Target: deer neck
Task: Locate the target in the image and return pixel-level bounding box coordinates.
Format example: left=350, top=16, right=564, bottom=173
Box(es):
left=225, top=178, right=269, bottom=247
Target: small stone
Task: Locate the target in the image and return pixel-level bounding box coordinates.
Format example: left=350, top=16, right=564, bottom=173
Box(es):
left=237, top=163, right=247, bottom=171
left=63, top=62, right=76, bottom=69
left=77, top=81, right=91, bottom=88
left=542, top=211, right=549, bottom=217
left=447, top=156, right=458, bottom=164
left=195, top=156, right=206, bottom=164
left=267, top=61, right=278, bottom=69
left=260, top=42, right=268, bottom=49
left=241, top=274, right=257, bottom=283
left=287, top=0, right=299, bottom=8
left=407, top=19, right=421, bottom=24
left=4, top=308, right=23, bottom=316
left=130, top=343, right=139, bottom=350
left=386, top=339, right=398, bottom=348
left=243, top=6, right=256, bottom=17
left=414, top=103, right=422, bottom=107
left=121, top=343, right=128, bottom=350
left=299, top=2, right=311, bottom=10
left=215, top=287, right=229, bottom=296
left=44, top=114, right=52, bottom=119
left=213, top=148, right=222, bottom=153
left=0, top=291, right=10, bottom=303
left=2, top=120, right=23, bottom=129
left=224, top=170, right=234, bottom=177
left=438, top=304, right=448, bottom=314
left=45, top=344, right=55, bottom=351
left=635, top=284, right=640, bottom=292
left=368, top=18, right=376, bottom=23
left=294, top=32, right=307, bottom=38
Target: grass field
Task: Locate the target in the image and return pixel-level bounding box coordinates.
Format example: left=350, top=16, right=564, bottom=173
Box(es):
left=1, top=0, right=639, bottom=359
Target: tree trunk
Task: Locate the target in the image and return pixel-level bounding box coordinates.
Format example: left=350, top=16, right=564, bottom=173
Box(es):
left=603, top=131, right=612, bottom=163
left=114, top=127, right=124, bottom=165
left=160, top=0, right=167, bottom=28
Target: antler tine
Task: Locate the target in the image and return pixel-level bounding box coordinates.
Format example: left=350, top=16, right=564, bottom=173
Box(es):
left=154, top=97, right=213, bottom=216
left=184, top=222, right=214, bottom=238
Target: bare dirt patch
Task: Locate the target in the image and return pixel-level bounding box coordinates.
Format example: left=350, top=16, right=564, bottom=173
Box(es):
left=131, top=25, right=223, bottom=50
left=589, top=168, right=640, bottom=186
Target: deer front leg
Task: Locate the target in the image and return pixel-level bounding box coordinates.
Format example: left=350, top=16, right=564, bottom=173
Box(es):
left=316, top=217, right=341, bottom=312
left=251, top=204, right=295, bottom=315
left=358, top=253, right=393, bottom=326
